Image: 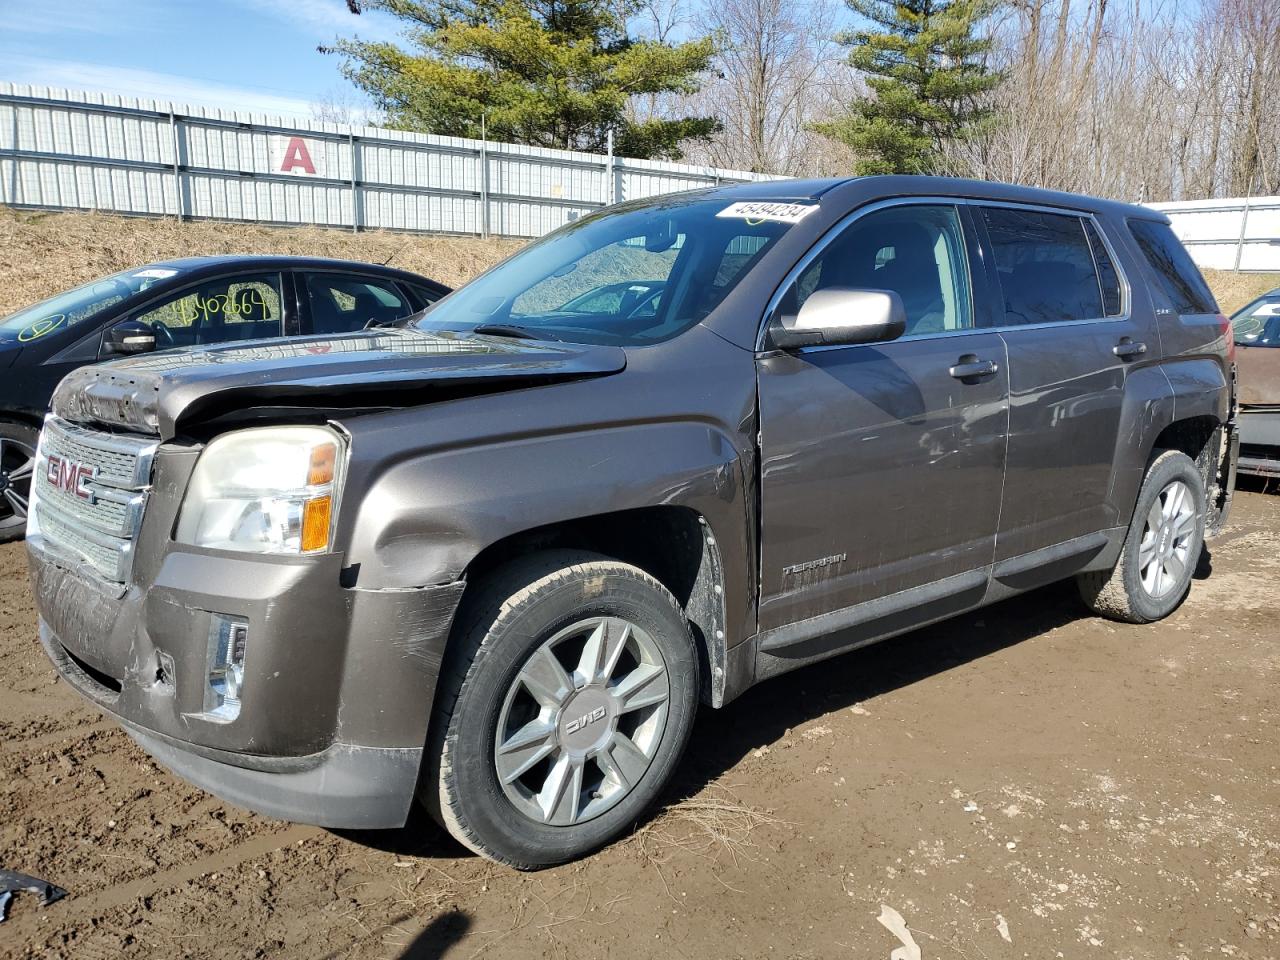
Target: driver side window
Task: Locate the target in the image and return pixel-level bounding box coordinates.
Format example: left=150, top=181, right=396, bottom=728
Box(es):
left=134, top=274, right=283, bottom=347
left=789, top=205, right=972, bottom=337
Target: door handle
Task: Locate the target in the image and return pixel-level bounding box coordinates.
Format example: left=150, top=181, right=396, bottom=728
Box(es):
left=1113, top=337, right=1147, bottom=359
left=949, top=355, right=999, bottom=381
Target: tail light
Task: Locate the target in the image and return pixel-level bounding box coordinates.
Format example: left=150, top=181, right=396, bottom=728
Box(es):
left=1218, top=314, right=1236, bottom=363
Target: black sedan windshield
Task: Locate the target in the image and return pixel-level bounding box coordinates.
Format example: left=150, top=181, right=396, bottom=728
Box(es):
left=0, top=266, right=182, bottom=345
left=415, top=197, right=810, bottom=345
left=1232, top=294, right=1280, bottom=347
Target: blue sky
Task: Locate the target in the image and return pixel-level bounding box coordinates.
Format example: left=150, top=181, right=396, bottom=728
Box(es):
left=0, top=0, right=403, bottom=118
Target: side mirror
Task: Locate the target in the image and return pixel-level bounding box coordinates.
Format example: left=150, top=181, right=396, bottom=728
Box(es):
left=105, top=319, right=157, bottom=355
left=771, top=287, right=907, bottom=350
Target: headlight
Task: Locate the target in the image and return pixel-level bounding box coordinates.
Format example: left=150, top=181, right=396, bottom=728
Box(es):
left=175, top=425, right=346, bottom=555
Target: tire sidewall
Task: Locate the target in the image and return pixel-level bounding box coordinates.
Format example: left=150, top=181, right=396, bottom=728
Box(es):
left=442, top=565, right=699, bottom=867
left=0, top=420, right=38, bottom=543
left=1121, top=451, right=1206, bottom=622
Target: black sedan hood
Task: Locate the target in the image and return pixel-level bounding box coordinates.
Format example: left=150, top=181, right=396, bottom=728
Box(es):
left=51, top=328, right=626, bottom=439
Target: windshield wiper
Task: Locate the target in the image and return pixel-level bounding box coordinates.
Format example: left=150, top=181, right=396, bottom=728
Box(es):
left=472, top=323, right=557, bottom=341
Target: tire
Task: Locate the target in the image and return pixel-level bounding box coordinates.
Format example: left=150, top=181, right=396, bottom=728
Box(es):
left=1077, top=449, right=1206, bottom=623
left=0, top=420, right=38, bottom=544
left=425, top=550, right=700, bottom=869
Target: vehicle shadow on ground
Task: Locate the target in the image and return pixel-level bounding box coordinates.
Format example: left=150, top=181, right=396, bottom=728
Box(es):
left=665, top=580, right=1093, bottom=805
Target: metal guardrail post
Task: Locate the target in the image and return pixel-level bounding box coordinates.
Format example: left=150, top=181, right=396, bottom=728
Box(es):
left=605, top=129, right=615, bottom=206
left=168, top=110, right=186, bottom=220
left=479, top=116, right=491, bottom=238
left=349, top=129, right=359, bottom=234
left=1234, top=198, right=1251, bottom=272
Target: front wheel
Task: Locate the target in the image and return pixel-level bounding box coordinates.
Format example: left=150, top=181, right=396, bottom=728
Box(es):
left=1077, top=449, right=1206, bottom=623
left=426, top=551, right=699, bottom=868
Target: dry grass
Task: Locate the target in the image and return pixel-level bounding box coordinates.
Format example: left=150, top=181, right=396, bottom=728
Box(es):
left=1203, top=269, right=1280, bottom=314
left=1, top=206, right=1274, bottom=317
left=0, top=207, right=524, bottom=310
left=630, top=785, right=783, bottom=871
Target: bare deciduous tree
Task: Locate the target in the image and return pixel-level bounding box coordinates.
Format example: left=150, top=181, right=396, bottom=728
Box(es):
left=940, top=0, right=1280, bottom=200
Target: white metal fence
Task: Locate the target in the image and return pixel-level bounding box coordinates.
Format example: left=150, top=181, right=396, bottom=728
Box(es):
left=0, top=83, right=776, bottom=239
left=1148, top=197, right=1280, bottom=273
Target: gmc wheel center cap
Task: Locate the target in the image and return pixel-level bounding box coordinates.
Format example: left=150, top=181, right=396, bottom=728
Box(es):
left=558, top=687, right=617, bottom=754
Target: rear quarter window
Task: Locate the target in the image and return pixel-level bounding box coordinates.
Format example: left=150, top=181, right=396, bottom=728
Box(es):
left=1127, top=219, right=1217, bottom=315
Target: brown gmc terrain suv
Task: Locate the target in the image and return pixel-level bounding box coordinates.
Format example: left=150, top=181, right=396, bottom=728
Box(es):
left=28, top=176, right=1238, bottom=868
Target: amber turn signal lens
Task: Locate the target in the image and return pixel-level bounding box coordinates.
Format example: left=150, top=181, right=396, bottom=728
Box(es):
left=301, top=496, right=333, bottom=552
left=308, top=443, right=337, bottom=486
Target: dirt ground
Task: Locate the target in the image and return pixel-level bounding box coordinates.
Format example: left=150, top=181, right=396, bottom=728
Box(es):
left=0, top=479, right=1275, bottom=959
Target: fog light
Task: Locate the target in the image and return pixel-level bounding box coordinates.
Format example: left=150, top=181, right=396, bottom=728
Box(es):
left=206, top=614, right=248, bottom=721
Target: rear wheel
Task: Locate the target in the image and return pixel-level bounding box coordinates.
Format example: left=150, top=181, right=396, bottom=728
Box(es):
left=0, top=421, right=37, bottom=544
left=426, top=551, right=699, bottom=869
left=1077, top=450, right=1206, bottom=623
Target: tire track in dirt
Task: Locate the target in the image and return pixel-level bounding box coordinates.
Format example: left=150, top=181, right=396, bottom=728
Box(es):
left=61, top=823, right=321, bottom=918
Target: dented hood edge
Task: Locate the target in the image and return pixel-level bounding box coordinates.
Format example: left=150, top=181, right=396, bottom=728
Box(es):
left=50, top=329, right=628, bottom=439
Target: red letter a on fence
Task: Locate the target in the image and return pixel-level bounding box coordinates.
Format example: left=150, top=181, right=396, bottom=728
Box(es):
left=280, top=137, right=316, bottom=174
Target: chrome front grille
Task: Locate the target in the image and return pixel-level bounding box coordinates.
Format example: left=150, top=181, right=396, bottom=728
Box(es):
left=31, top=416, right=159, bottom=584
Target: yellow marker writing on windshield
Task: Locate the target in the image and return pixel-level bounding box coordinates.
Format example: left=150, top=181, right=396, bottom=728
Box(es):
left=18, top=314, right=67, bottom=342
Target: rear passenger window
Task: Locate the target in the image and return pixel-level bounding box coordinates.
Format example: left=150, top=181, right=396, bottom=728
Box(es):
left=1082, top=220, right=1123, bottom=316
left=304, top=274, right=413, bottom=335
left=981, top=208, right=1105, bottom=325
left=1127, top=219, right=1217, bottom=315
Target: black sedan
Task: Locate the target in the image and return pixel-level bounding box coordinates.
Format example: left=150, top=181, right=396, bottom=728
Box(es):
left=0, top=255, right=448, bottom=542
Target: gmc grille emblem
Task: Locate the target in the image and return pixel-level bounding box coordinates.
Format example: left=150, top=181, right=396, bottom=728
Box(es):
left=564, top=706, right=607, bottom=735
left=46, top=454, right=98, bottom=503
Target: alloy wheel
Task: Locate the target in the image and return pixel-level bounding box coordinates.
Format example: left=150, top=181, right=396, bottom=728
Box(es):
left=494, top=616, right=670, bottom=827
left=0, top=435, right=35, bottom=527
left=1137, top=479, right=1196, bottom=599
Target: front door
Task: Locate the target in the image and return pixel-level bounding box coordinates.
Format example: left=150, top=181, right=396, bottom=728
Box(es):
left=757, top=203, right=1009, bottom=633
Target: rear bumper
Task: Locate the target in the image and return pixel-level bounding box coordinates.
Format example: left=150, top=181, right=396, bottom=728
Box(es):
left=31, top=536, right=465, bottom=829
left=1238, top=406, right=1280, bottom=477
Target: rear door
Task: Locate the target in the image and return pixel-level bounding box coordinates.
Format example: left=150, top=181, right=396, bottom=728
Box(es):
left=757, top=202, right=1009, bottom=633
left=974, top=205, right=1157, bottom=561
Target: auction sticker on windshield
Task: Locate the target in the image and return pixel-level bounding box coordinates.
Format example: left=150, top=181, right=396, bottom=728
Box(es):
left=717, top=201, right=817, bottom=224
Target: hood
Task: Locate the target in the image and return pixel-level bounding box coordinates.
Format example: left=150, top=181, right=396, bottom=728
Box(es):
left=0, top=341, right=20, bottom=369
left=1236, top=343, right=1280, bottom=408
left=51, top=328, right=627, bottom=439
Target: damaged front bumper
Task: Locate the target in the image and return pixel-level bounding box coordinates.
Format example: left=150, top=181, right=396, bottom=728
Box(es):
left=30, top=535, right=464, bottom=829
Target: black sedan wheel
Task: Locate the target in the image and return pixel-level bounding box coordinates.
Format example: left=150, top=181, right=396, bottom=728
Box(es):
left=0, top=421, right=37, bottom=544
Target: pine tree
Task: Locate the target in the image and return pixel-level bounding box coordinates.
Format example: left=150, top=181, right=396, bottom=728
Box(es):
left=817, top=0, right=1002, bottom=174
left=330, top=0, right=718, bottom=160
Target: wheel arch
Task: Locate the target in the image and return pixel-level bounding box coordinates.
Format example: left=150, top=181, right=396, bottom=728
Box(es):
left=455, top=505, right=731, bottom=707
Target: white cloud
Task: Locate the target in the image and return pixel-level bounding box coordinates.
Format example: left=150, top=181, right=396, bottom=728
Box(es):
left=1, top=56, right=322, bottom=119
left=234, top=0, right=404, bottom=44
left=0, top=0, right=176, bottom=36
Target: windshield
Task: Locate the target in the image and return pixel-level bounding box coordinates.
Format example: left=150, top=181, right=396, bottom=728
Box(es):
left=0, top=266, right=182, bottom=344
left=414, top=197, right=810, bottom=345
left=1232, top=294, right=1280, bottom=347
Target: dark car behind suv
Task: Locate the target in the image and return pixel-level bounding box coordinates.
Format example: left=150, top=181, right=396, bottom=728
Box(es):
left=0, top=256, right=448, bottom=541
left=27, top=176, right=1237, bottom=869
